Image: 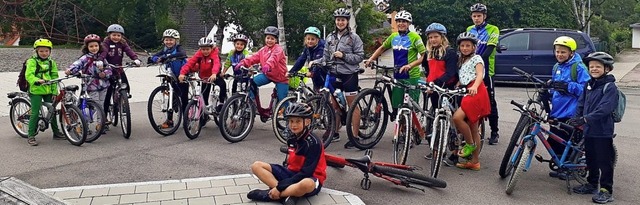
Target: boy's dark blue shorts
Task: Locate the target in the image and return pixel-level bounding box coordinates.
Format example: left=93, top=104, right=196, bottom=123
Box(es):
left=270, top=164, right=322, bottom=197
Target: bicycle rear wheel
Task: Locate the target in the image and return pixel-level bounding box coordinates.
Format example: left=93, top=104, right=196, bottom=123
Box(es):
left=506, top=140, right=532, bottom=195
left=373, top=165, right=447, bottom=188
left=148, top=86, right=182, bottom=136
left=430, top=118, right=447, bottom=178
left=183, top=100, right=204, bottom=139
left=306, top=96, right=336, bottom=148
left=81, top=100, right=106, bottom=143
left=346, top=88, right=389, bottom=150
left=272, top=96, right=297, bottom=144
left=499, top=114, right=531, bottom=178
left=393, top=112, right=411, bottom=165
left=219, top=94, right=255, bottom=143
left=9, top=98, right=31, bottom=138
left=59, top=105, right=88, bottom=146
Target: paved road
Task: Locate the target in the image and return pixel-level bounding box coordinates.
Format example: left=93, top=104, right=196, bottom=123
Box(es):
left=2, top=78, right=639, bottom=205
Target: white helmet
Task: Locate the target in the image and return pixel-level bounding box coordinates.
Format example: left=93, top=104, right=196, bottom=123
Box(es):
left=163, top=29, right=180, bottom=39
left=198, top=37, right=215, bottom=47
left=395, top=10, right=412, bottom=23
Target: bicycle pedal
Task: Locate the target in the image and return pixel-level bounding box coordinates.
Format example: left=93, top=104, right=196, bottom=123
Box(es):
left=534, top=154, right=546, bottom=162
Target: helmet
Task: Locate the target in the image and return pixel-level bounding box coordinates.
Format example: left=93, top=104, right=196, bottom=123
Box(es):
left=107, top=24, right=125, bottom=34
left=304, top=27, right=322, bottom=38
left=33, top=38, right=53, bottom=49
left=83, top=34, right=101, bottom=44
left=394, top=10, right=412, bottom=23
left=163, top=29, right=180, bottom=39
left=584, top=52, right=615, bottom=70
left=232, top=34, right=249, bottom=43
left=284, top=103, right=313, bottom=118
left=264, top=26, right=279, bottom=38
left=198, top=37, right=215, bottom=47
left=456, top=32, right=478, bottom=45
left=470, top=3, right=488, bottom=13
left=553, top=36, right=577, bottom=51
left=333, top=8, right=351, bottom=19
left=425, top=23, right=447, bottom=35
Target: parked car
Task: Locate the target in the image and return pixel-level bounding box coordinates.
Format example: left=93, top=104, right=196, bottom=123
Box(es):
left=493, top=28, right=596, bottom=82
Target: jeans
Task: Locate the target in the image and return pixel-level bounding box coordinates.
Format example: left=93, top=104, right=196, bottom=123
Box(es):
left=252, top=74, right=288, bottom=102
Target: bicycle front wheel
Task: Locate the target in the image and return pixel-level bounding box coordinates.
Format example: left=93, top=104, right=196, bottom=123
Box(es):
left=219, top=94, right=255, bottom=143
left=148, top=86, right=182, bottom=136
left=499, top=114, right=531, bottom=178
left=272, top=96, right=298, bottom=144
left=59, top=105, right=88, bottom=146
left=118, top=90, right=132, bottom=139
left=506, top=140, right=532, bottom=195
left=346, top=88, right=389, bottom=150
left=81, top=100, right=106, bottom=143
left=430, top=118, right=448, bottom=178
left=373, top=165, right=447, bottom=188
left=393, top=112, right=411, bottom=165
left=9, top=97, right=31, bottom=138
left=183, top=100, right=203, bottom=139
left=306, top=96, right=336, bottom=148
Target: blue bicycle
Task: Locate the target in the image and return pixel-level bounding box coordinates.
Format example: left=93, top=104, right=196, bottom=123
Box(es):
left=72, top=73, right=106, bottom=143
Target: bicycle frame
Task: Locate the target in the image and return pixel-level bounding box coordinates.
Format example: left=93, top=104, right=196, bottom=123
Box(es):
left=236, top=66, right=278, bottom=119
left=154, top=61, right=180, bottom=114
left=186, top=77, right=207, bottom=120
left=513, top=122, right=585, bottom=172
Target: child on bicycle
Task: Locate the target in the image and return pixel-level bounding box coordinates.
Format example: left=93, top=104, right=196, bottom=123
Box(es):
left=288, top=26, right=325, bottom=90
left=248, top=103, right=326, bottom=205
left=178, top=37, right=224, bottom=115
left=223, top=34, right=250, bottom=94
left=25, top=38, right=64, bottom=146
left=235, top=26, right=288, bottom=102
left=148, top=29, right=188, bottom=129
left=66, top=34, right=112, bottom=112
left=100, top=24, right=141, bottom=115
left=569, top=52, right=619, bottom=204
left=452, top=32, right=490, bottom=171
left=547, top=36, right=590, bottom=178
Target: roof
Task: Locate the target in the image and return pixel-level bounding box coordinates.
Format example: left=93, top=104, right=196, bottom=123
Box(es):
left=631, top=23, right=640, bottom=28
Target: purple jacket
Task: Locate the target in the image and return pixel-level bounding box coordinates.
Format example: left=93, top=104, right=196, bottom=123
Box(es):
left=68, top=53, right=112, bottom=92
left=100, top=38, right=138, bottom=66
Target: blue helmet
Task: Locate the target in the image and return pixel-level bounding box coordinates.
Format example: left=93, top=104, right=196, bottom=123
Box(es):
left=425, top=23, right=447, bottom=35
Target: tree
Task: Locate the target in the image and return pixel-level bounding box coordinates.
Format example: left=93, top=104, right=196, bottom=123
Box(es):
left=276, top=0, right=287, bottom=55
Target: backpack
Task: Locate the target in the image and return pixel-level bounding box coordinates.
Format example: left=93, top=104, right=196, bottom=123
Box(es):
left=553, top=62, right=585, bottom=82
left=17, top=57, right=51, bottom=92
left=603, top=82, right=625, bottom=123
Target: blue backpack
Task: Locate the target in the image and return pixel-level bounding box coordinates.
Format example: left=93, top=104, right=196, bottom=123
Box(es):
left=603, top=82, right=625, bottom=123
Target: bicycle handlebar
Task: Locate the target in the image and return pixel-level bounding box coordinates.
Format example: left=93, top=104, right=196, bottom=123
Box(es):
left=510, top=100, right=580, bottom=132
left=36, top=75, right=74, bottom=85
left=512, top=67, right=546, bottom=86
left=422, top=80, right=468, bottom=95
left=380, top=76, right=428, bottom=90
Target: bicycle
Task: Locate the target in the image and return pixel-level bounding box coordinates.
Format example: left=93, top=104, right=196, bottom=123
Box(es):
left=8, top=76, right=88, bottom=146
left=218, top=65, right=279, bottom=143
left=279, top=146, right=446, bottom=191
left=182, top=74, right=232, bottom=139
left=106, top=62, right=137, bottom=139
left=147, top=57, right=186, bottom=136
left=499, top=67, right=552, bottom=178
left=72, top=73, right=106, bottom=143
left=272, top=71, right=315, bottom=144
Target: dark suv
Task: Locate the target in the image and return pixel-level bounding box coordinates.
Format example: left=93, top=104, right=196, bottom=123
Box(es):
left=493, top=28, right=596, bottom=82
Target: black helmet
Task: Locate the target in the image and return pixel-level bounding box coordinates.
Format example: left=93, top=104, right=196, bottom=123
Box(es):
left=333, top=8, right=351, bottom=19
left=284, top=103, right=313, bottom=118
left=584, top=52, right=615, bottom=70
left=470, top=3, right=487, bottom=13
left=264, top=26, right=279, bottom=38
left=456, top=32, right=478, bottom=45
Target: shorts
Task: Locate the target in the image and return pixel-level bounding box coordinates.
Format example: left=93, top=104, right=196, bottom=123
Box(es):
left=270, top=164, right=322, bottom=197
left=332, top=73, right=359, bottom=93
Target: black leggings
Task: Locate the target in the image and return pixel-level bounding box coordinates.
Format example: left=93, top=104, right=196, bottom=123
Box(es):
left=104, top=72, right=130, bottom=114
left=585, top=137, right=615, bottom=193
left=483, top=74, right=499, bottom=132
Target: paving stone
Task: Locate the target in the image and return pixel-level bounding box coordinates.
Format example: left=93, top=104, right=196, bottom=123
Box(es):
left=81, top=187, right=110, bottom=197
left=247, top=184, right=269, bottom=190
left=254, top=202, right=281, bottom=205
left=109, top=186, right=137, bottom=195
left=91, top=195, right=121, bottom=205
left=214, top=194, right=243, bottom=204
left=186, top=180, right=212, bottom=189
left=233, top=177, right=260, bottom=186
left=306, top=193, right=335, bottom=204
left=187, top=196, right=216, bottom=205
left=64, top=198, right=93, bottom=205
left=54, top=190, right=83, bottom=199
left=224, top=185, right=250, bottom=194
left=119, top=193, right=148, bottom=204
left=133, top=202, right=161, bottom=205
left=233, top=203, right=258, bottom=205
left=295, top=198, right=312, bottom=205
left=161, top=182, right=187, bottom=191
left=239, top=192, right=250, bottom=203
left=174, top=189, right=200, bottom=199
left=159, top=199, right=187, bottom=205
left=136, top=184, right=162, bottom=193
left=147, top=191, right=174, bottom=202
left=210, top=179, right=236, bottom=187
left=199, top=187, right=226, bottom=197
left=330, top=195, right=349, bottom=204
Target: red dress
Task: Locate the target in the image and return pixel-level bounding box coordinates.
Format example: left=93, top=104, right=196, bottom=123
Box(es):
left=460, top=80, right=490, bottom=124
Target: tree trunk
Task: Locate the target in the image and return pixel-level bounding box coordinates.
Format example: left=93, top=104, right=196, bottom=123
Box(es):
left=276, top=0, right=287, bottom=56
left=343, top=0, right=358, bottom=31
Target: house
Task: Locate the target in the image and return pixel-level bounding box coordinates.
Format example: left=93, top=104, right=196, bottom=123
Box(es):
left=632, top=23, right=640, bottom=48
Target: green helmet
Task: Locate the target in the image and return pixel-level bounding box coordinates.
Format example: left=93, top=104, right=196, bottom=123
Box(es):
left=33, top=38, right=53, bottom=49
left=304, top=27, right=321, bottom=38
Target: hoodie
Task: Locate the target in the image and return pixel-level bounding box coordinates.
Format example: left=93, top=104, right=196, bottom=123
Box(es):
left=576, top=74, right=618, bottom=138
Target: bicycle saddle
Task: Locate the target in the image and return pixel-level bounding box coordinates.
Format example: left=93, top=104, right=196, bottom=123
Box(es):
left=65, top=85, right=79, bottom=92
left=346, top=155, right=371, bottom=164
left=7, top=92, right=19, bottom=98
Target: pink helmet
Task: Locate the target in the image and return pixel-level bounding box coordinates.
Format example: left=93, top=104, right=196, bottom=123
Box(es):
left=83, top=34, right=102, bottom=44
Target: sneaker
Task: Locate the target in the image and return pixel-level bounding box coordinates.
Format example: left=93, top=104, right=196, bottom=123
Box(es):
left=52, top=132, right=65, bottom=140
left=424, top=153, right=433, bottom=160
left=558, top=172, right=575, bottom=180
left=282, top=196, right=299, bottom=205
left=457, top=144, right=476, bottom=158
left=443, top=154, right=459, bottom=167
left=27, top=138, right=38, bottom=146
left=158, top=120, right=174, bottom=129
left=592, top=188, right=614, bottom=204
left=331, top=133, right=340, bottom=142
left=488, top=131, right=499, bottom=145
left=548, top=171, right=560, bottom=178
left=456, top=161, right=481, bottom=171
left=246, top=189, right=272, bottom=202
left=344, top=141, right=355, bottom=149
left=573, top=183, right=598, bottom=195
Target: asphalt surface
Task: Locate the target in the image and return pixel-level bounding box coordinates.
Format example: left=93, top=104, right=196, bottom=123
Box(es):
left=2, top=79, right=639, bottom=205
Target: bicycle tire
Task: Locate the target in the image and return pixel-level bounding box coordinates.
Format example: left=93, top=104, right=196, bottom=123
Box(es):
left=82, top=100, right=106, bottom=143
left=346, top=88, right=389, bottom=150
left=499, top=114, right=531, bottom=178
left=506, top=139, right=532, bottom=195
left=59, top=104, right=88, bottom=146
left=118, top=90, right=132, bottom=139
left=147, top=86, right=182, bottom=136
left=183, top=100, right=203, bottom=139
left=272, top=96, right=297, bottom=144
left=9, top=97, right=31, bottom=138
left=430, top=118, right=447, bottom=178
left=219, top=94, right=255, bottom=143
left=306, top=96, right=336, bottom=148
left=373, top=165, right=447, bottom=188
left=393, top=112, right=411, bottom=165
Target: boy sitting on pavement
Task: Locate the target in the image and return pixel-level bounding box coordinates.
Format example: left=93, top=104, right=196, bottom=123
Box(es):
left=248, top=103, right=327, bottom=205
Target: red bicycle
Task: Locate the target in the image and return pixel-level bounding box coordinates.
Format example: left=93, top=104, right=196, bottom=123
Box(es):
left=280, top=146, right=447, bottom=191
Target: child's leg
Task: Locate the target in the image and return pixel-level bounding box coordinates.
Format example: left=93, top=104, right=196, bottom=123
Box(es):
left=274, top=82, right=289, bottom=102
left=251, top=74, right=270, bottom=99
left=469, top=121, right=480, bottom=163
left=250, top=161, right=278, bottom=187
left=121, top=72, right=131, bottom=94
left=453, top=109, right=472, bottom=145
left=280, top=178, right=319, bottom=198
left=43, top=95, right=61, bottom=133
left=104, top=80, right=115, bottom=114
left=214, top=76, right=227, bottom=103
left=596, top=138, right=615, bottom=194
left=584, top=138, right=600, bottom=186
left=201, top=83, right=212, bottom=106
left=27, top=94, right=44, bottom=138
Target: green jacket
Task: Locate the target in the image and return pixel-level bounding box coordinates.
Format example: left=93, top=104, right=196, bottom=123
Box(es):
left=224, top=49, right=250, bottom=69
left=26, top=56, right=59, bottom=95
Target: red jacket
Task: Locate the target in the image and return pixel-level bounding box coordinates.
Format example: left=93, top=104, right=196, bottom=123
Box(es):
left=180, top=48, right=220, bottom=79
left=239, top=44, right=288, bottom=83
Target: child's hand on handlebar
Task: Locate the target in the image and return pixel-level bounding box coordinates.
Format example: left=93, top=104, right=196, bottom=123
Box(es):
left=178, top=75, right=186, bottom=82
left=209, top=74, right=217, bottom=82
left=65, top=70, right=71, bottom=76
left=399, top=65, right=411, bottom=73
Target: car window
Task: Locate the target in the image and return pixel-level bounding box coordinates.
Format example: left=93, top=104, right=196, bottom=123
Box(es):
left=500, top=33, right=529, bottom=51
left=564, top=33, right=589, bottom=49
left=529, top=32, right=558, bottom=50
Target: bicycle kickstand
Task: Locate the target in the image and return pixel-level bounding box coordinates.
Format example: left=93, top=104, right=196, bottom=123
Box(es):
left=564, top=173, right=572, bottom=195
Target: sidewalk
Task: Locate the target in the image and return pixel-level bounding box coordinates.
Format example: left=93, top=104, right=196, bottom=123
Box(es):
left=615, top=49, right=640, bottom=88
left=42, top=174, right=364, bottom=205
